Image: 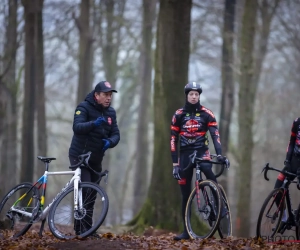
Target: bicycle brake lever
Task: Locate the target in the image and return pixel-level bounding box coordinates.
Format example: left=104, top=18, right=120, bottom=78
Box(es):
left=262, top=163, right=270, bottom=181
left=104, top=173, right=108, bottom=184
left=297, top=178, right=300, bottom=190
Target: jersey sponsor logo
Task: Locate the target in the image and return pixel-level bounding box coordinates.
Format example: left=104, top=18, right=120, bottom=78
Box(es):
left=201, top=106, right=215, bottom=118
left=108, top=117, right=112, bottom=125
left=75, top=110, right=81, bottom=115
left=187, top=138, right=196, bottom=144
left=104, top=81, right=111, bottom=88
left=171, top=136, right=176, bottom=151
left=183, top=119, right=201, bottom=133
left=196, top=113, right=200, bottom=116
left=186, top=113, right=190, bottom=116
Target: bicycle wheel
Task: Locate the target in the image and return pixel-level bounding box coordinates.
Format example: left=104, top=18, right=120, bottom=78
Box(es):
left=185, top=180, right=222, bottom=239
left=217, top=184, right=232, bottom=238
left=256, top=188, right=285, bottom=240
left=295, top=203, right=300, bottom=240
left=0, top=183, right=39, bottom=238
left=48, top=182, right=109, bottom=239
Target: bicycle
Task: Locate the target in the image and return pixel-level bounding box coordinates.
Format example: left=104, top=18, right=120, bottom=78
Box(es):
left=183, top=150, right=232, bottom=239
left=0, top=151, right=109, bottom=240
left=256, top=163, right=300, bottom=241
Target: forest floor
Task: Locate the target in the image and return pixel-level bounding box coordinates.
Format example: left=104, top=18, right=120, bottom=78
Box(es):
left=1, top=225, right=300, bottom=250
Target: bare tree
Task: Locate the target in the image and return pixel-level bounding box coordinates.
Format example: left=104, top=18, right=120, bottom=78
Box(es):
left=20, top=0, right=39, bottom=183
left=129, top=0, right=192, bottom=232
left=76, top=0, right=93, bottom=104
left=236, top=0, right=258, bottom=237
left=218, top=0, right=236, bottom=192
left=132, top=0, right=157, bottom=216
left=0, top=0, right=18, bottom=195
left=35, top=0, right=47, bottom=178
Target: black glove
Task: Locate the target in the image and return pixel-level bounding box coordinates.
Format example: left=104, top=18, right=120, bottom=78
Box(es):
left=173, top=165, right=181, bottom=180
left=217, top=155, right=230, bottom=169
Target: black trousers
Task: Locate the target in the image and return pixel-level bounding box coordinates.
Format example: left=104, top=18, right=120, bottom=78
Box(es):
left=178, top=148, right=217, bottom=232
left=69, top=156, right=102, bottom=233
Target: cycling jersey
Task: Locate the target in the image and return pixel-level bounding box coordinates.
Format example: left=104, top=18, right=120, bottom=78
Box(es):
left=170, top=102, right=222, bottom=164
left=286, top=117, right=300, bottom=161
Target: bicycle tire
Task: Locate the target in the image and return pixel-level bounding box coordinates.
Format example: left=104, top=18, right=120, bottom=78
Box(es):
left=213, top=164, right=225, bottom=178
left=217, top=184, right=232, bottom=238
left=0, top=182, right=40, bottom=238
left=48, top=182, right=109, bottom=239
left=295, top=202, right=300, bottom=240
left=256, top=188, right=285, bottom=240
left=185, top=180, right=222, bottom=239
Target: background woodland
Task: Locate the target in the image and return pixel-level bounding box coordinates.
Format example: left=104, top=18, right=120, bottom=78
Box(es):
left=0, top=0, right=300, bottom=238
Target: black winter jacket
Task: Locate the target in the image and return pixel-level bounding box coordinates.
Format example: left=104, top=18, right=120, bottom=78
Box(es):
left=69, top=91, right=120, bottom=169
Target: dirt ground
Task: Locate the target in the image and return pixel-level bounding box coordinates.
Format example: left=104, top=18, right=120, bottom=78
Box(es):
left=2, top=225, right=300, bottom=250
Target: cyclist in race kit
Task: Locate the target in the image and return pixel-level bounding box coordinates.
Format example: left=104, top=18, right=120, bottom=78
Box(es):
left=274, top=117, right=300, bottom=223
left=170, top=82, right=228, bottom=240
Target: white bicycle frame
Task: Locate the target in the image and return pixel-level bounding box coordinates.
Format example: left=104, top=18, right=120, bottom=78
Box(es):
left=10, top=168, right=82, bottom=221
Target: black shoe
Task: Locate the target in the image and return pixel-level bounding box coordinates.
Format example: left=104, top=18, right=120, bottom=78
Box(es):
left=88, top=232, right=101, bottom=239
left=173, top=232, right=190, bottom=240
left=277, top=221, right=287, bottom=234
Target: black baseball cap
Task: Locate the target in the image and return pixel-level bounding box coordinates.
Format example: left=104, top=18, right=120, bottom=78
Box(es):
left=94, top=81, right=117, bottom=93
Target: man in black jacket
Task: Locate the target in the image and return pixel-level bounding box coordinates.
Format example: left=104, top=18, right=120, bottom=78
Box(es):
left=69, top=80, right=120, bottom=236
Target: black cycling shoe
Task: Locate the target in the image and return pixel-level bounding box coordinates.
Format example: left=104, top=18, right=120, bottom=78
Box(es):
left=88, top=232, right=101, bottom=239
left=173, top=232, right=190, bottom=240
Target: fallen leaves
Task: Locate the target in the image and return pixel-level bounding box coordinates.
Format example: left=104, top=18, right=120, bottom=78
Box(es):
left=1, top=228, right=300, bottom=250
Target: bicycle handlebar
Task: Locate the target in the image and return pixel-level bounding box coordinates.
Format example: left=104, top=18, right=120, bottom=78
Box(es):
left=182, top=150, right=229, bottom=178
left=69, top=151, right=92, bottom=169
left=69, top=152, right=109, bottom=181
left=262, top=163, right=300, bottom=190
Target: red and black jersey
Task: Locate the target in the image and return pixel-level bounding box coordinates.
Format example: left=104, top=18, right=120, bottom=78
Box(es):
left=170, top=103, right=222, bottom=164
left=286, top=117, right=300, bottom=161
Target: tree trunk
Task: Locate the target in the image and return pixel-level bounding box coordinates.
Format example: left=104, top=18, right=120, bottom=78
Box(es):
left=218, top=0, right=236, bottom=193
left=35, top=0, right=47, bottom=178
left=98, top=0, right=126, bottom=225
left=20, top=0, right=38, bottom=183
left=0, top=0, right=18, bottom=196
left=132, top=0, right=157, bottom=216
left=76, top=0, right=93, bottom=104
left=128, top=0, right=192, bottom=233
left=236, top=0, right=258, bottom=238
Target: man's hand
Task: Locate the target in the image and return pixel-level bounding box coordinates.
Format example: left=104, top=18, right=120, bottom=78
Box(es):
left=94, top=117, right=106, bottom=127
left=173, top=165, right=181, bottom=180
left=217, top=155, right=230, bottom=169
left=102, top=139, right=110, bottom=151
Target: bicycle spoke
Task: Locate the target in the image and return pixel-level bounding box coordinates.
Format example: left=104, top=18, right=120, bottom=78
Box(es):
left=48, top=182, right=109, bottom=239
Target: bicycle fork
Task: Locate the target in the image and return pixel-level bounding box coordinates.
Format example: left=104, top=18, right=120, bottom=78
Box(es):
left=73, top=175, right=83, bottom=212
